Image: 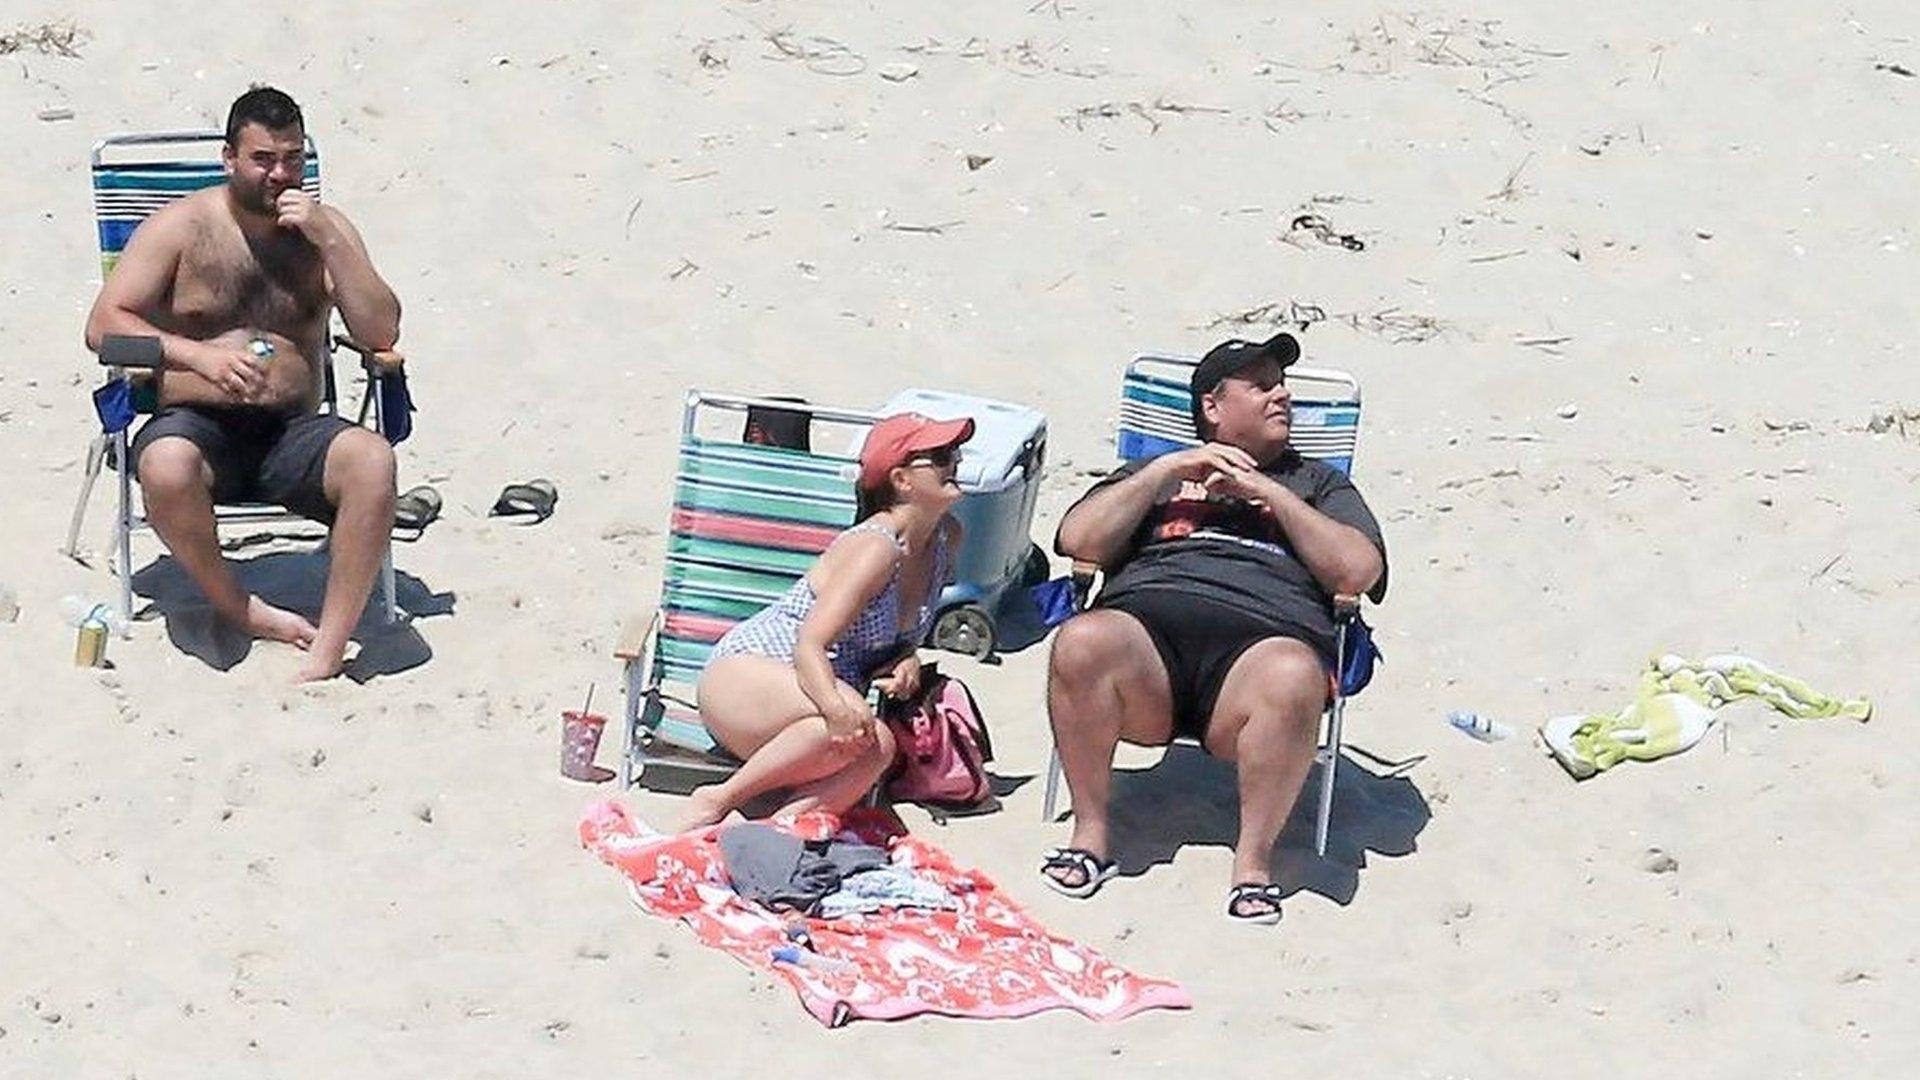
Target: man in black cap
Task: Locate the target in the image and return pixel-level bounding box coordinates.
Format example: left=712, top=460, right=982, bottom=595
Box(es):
left=1040, top=332, right=1387, bottom=924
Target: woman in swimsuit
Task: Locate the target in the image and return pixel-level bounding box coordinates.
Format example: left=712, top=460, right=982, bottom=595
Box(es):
left=682, top=412, right=973, bottom=829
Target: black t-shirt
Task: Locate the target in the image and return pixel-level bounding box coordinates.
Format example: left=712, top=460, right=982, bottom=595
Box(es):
left=1061, top=451, right=1388, bottom=654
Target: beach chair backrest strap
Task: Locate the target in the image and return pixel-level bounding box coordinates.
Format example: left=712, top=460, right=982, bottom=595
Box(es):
left=653, top=436, right=859, bottom=690
left=1117, top=353, right=1362, bottom=476
left=92, top=130, right=321, bottom=276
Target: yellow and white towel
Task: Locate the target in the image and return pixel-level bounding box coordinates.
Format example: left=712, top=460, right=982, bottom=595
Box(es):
left=1541, top=654, right=1872, bottom=780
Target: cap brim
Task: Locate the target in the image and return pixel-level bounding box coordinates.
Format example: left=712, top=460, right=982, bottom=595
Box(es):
left=901, top=416, right=975, bottom=454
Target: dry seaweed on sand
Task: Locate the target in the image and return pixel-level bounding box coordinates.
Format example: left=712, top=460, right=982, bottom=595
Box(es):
left=1283, top=212, right=1366, bottom=251
left=1203, top=299, right=1452, bottom=344
left=758, top=27, right=866, bottom=76
left=0, top=20, right=87, bottom=57
left=1059, top=98, right=1232, bottom=133
left=1203, top=300, right=1328, bottom=332
left=1336, top=306, right=1453, bottom=343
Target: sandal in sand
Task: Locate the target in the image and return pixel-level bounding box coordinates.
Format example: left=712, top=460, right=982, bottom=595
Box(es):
left=393, top=484, right=442, bottom=535
left=489, top=478, right=558, bottom=523
left=1039, top=847, right=1117, bottom=900
left=1226, top=882, right=1284, bottom=925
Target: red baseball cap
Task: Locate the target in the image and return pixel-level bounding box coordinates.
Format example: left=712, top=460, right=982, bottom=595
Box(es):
left=858, top=412, right=975, bottom=492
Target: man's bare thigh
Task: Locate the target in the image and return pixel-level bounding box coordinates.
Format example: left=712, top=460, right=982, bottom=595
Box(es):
left=1202, top=636, right=1328, bottom=760
left=1056, top=608, right=1175, bottom=745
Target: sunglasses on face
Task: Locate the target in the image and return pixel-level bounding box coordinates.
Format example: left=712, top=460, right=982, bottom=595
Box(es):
left=906, top=446, right=961, bottom=469
left=1228, top=365, right=1289, bottom=394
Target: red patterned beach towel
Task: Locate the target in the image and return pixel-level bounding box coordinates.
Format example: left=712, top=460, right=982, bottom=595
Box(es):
left=578, top=800, right=1191, bottom=1026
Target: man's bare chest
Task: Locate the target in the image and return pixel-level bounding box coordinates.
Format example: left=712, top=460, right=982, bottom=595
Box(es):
left=171, top=219, right=327, bottom=336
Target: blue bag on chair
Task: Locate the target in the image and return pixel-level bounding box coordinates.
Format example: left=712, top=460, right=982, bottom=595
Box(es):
left=1029, top=577, right=1078, bottom=630
left=380, top=372, right=416, bottom=444
left=1337, top=614, right=1382, bottom=696
left=92, top=380, right=135, bottom=435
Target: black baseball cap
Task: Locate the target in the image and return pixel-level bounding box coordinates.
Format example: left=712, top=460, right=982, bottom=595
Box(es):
left=1190, top=332, right=1301, bottom=432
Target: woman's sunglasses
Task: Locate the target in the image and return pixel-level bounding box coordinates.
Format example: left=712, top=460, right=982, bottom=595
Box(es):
left=906, top=446, right=961, bottom=469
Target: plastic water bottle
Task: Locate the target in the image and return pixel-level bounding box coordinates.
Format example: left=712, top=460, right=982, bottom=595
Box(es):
left=770, top=944, right=856, bottom=974
left=1447, top=709, right=1512, bottom=743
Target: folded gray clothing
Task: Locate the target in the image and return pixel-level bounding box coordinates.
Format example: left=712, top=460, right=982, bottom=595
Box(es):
left=719, top=822, right=889, bottom=913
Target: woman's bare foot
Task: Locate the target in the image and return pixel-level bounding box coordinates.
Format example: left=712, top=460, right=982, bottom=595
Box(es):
left=244, top=596, right=318, bottom=648
left=678, top=788, right=734, bottom=832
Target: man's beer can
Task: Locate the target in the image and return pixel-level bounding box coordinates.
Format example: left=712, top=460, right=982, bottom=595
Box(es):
left=74, top=618, right=107, bottom=667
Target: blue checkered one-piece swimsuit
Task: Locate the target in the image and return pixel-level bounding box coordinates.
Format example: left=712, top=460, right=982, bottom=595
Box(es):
left=709, top=520, right=954, bottom=690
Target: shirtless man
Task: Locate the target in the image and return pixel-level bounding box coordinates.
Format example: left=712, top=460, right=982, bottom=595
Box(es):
left=83, top=87, right=402, bottom=682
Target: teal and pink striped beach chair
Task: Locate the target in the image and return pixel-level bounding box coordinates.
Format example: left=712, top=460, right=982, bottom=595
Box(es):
left=63, top=129, right=407, bottom=629
left=614, top=388, right=1055, bottom=792
left=614, top=392, right=872, bottom=790
left=1042, top=354, right=1373, bottom=858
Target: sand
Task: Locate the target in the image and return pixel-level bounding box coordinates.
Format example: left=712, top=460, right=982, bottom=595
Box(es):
left=2, top=1, right=1916, bottom=1075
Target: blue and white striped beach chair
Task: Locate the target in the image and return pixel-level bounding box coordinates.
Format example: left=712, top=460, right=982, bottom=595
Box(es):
left=1042, top=354, right=1370, bottom=858
left=1115, top=355, right=1360, bottom=473
left=63, top=129, right=405, bottom=630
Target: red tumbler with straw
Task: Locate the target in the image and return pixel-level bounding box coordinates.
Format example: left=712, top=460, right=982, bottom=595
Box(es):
left=561, top=683, right=613, bottom=783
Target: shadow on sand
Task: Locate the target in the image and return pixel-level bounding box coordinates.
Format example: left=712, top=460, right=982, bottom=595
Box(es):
left=130, top=549, right=456, bottom=682
left=1104, top=742, right=1431, bottom=904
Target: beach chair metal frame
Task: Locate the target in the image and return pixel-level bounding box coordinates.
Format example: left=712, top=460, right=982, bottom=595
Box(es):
left=1040, top=355, right=1369, bottom=858
left=614, top=390, right=884, bottom=791
left=62, top=129, right=402, bottom=632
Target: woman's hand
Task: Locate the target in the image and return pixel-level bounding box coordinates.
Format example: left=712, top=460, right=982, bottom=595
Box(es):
left=823, top=699, right=877, bottom=749
left=872, top=651, right=923, bottom=701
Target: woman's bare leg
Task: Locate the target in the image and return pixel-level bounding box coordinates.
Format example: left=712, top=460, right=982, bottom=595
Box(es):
left=772, top=722, right=898, bottom=819
left=684, top=656, right=872, bottom=829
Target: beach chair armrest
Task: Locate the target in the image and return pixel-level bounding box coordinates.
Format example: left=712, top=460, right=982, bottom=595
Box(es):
left=99, top=334, right=164, bottom=370
left=615, top=608, right=659, bottom=662
left=1069, top=559, right=1102, bottom=610
left=333, top=333, right=406, bottom=373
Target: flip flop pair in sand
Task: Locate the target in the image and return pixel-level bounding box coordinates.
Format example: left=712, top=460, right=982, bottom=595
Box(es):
left=489, top=478, right=558, bottom=524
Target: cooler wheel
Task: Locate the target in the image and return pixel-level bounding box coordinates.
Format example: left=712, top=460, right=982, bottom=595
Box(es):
left=931, top=604, right=995, bottom=659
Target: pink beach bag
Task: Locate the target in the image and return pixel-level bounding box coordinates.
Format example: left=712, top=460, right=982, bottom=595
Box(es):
left=882, top=669, right=994, bottom=808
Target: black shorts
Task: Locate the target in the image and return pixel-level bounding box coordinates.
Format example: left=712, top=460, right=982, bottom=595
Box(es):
left=131, top=405, right=356, bottom=524
left=1096, top=588, right=1332, bottom=742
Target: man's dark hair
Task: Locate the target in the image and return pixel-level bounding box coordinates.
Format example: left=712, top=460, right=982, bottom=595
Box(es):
left=225, top=86, right=303, bottom=145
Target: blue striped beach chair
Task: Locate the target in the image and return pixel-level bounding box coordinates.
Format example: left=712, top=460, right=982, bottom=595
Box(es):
left=1042, top=354, right=1369, bottom=858
left=63, top=130, right=403, bottom=630
left=614, top=391, right=876, bottom=790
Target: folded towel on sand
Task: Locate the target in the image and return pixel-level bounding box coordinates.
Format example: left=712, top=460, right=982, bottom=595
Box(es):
left=578, top=800, right=1190, bottom=1027
left=1541, top=653, right=1872, bottom=780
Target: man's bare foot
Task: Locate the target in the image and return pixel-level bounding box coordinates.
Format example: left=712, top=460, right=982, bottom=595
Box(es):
left=244, top=596, right=318, bottom=648
left=678, top=788, right=734, bottom=832
left=293, top=637, right=351, bottom=684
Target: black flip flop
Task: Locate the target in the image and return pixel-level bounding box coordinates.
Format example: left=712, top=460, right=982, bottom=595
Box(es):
left=1226, top=882, right=1284, bottom=925
left=393, top=484, right=442, bottom=534
left=489, top=478, right=558, bottom=523
left=1039, top=847, right=1117, bottom=900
